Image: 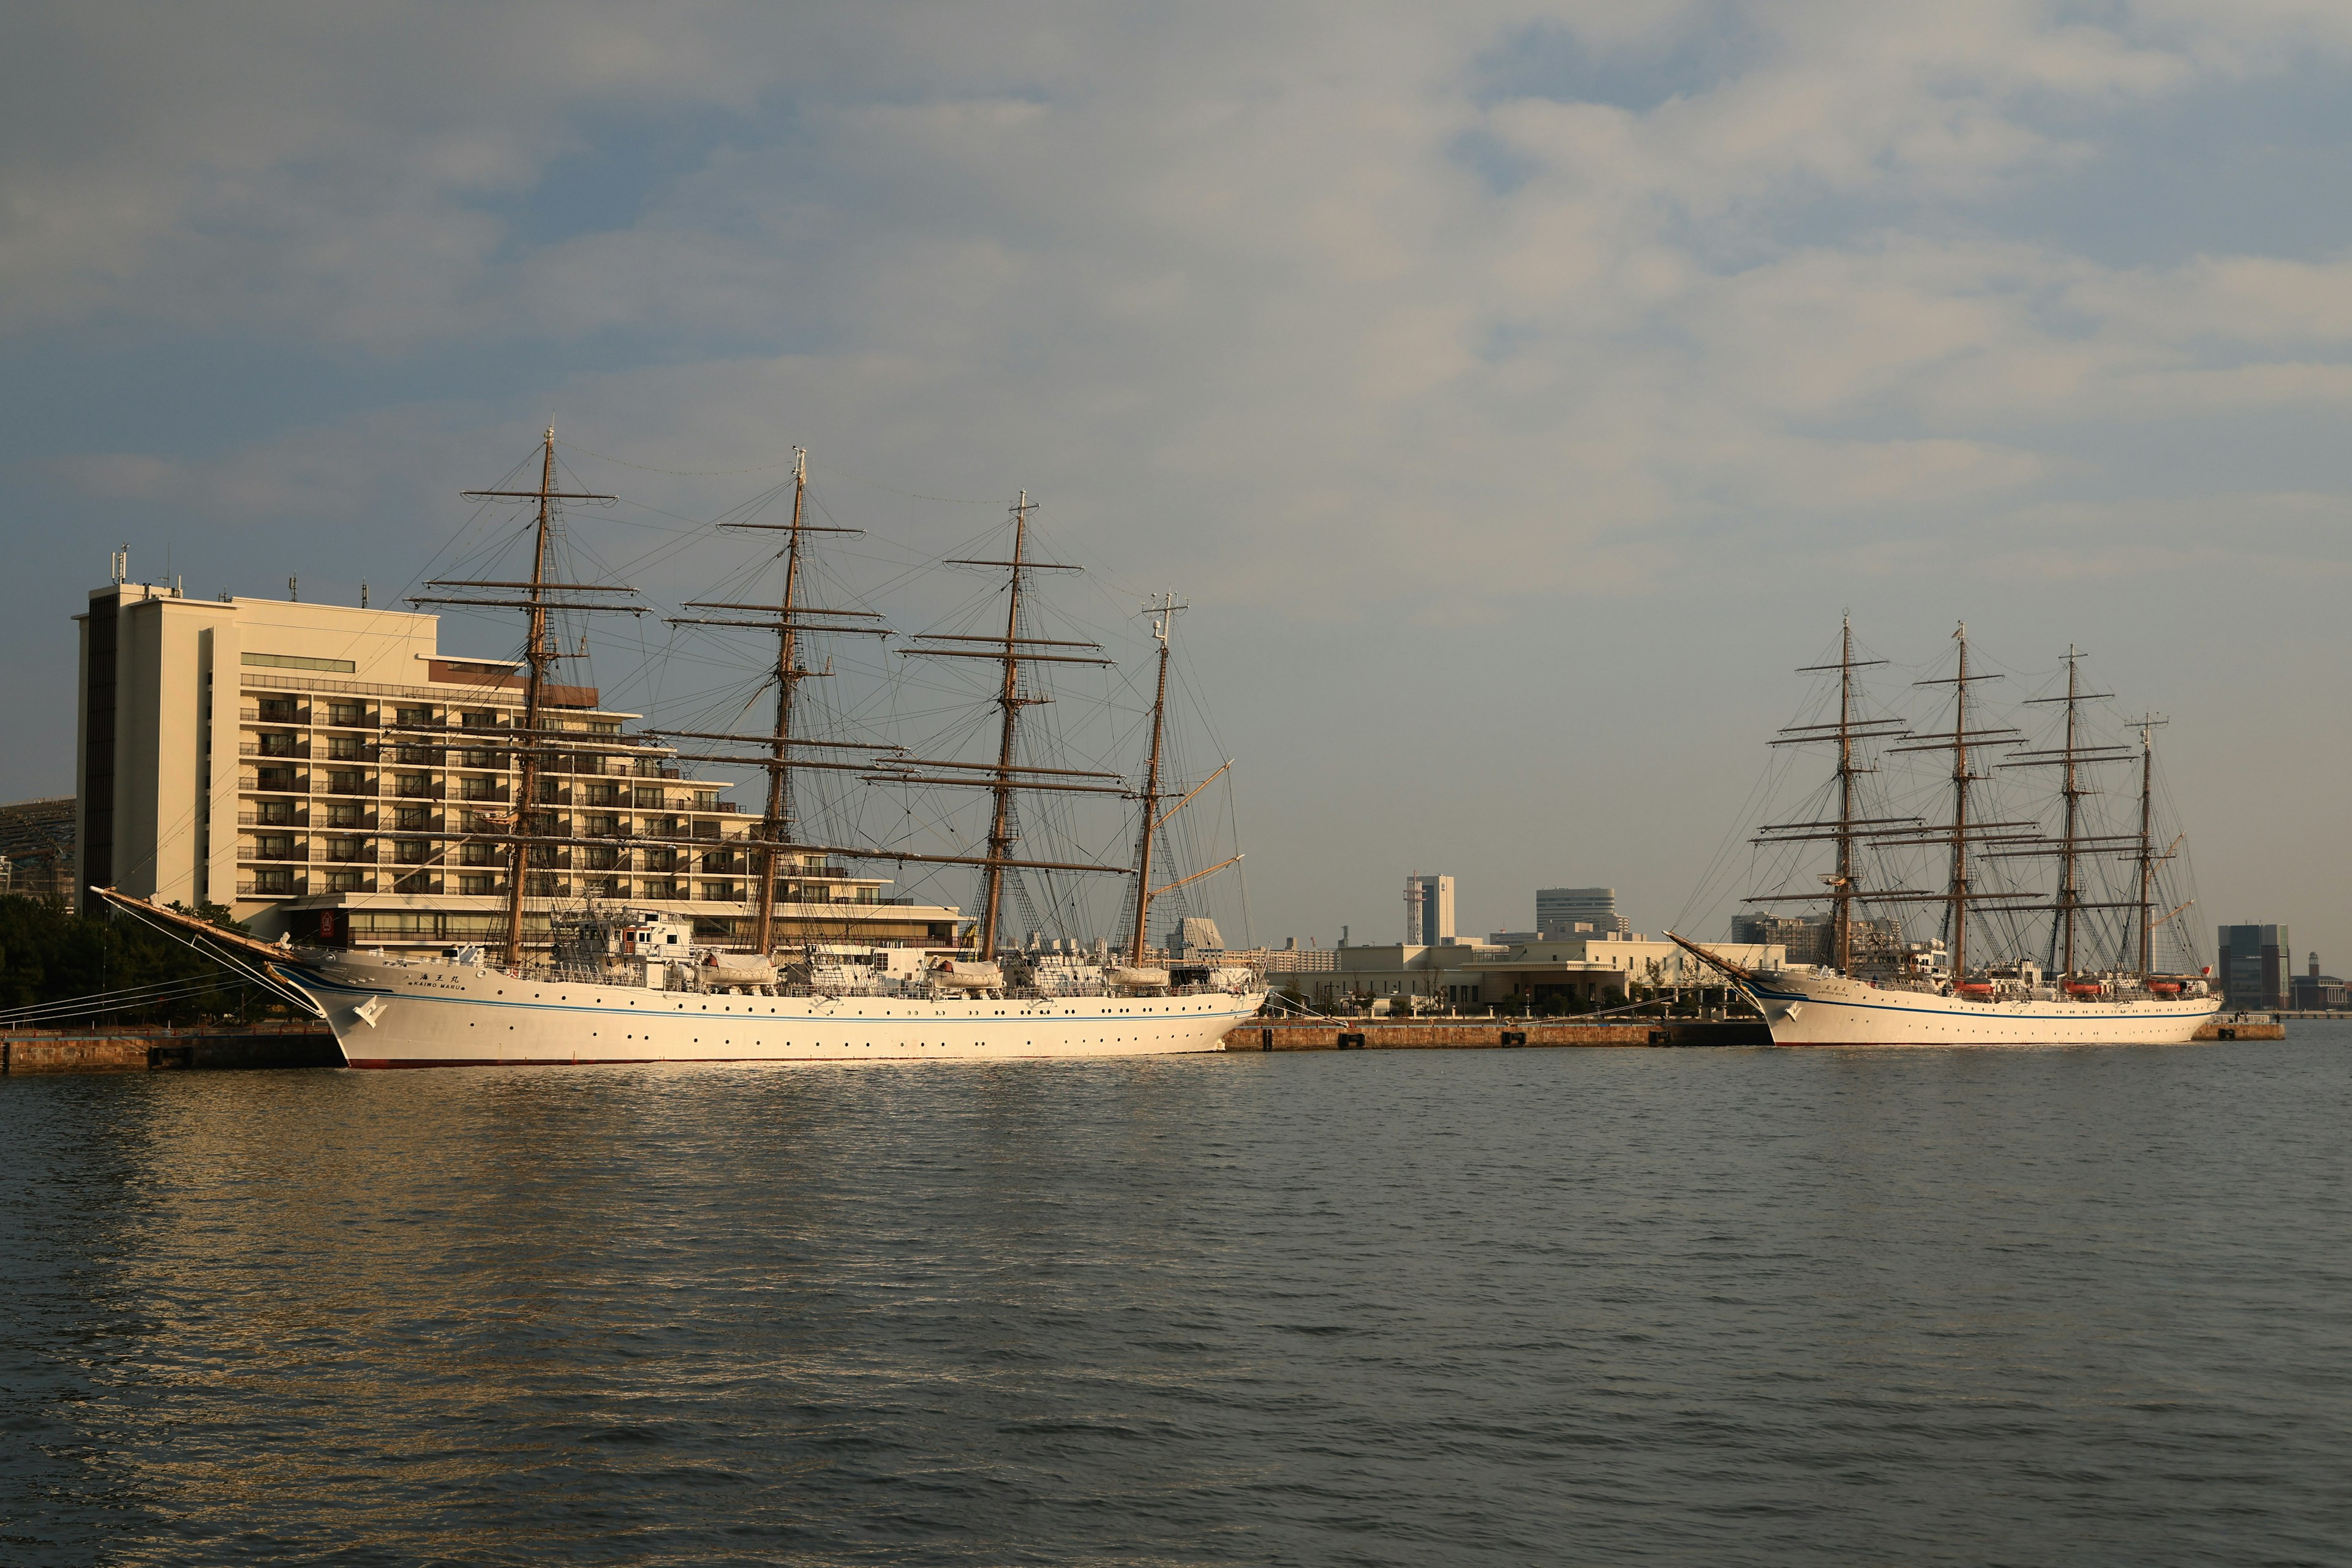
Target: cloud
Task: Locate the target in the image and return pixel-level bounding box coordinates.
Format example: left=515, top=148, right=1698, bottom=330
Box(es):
left=20, top=1, right=2352, bottom=616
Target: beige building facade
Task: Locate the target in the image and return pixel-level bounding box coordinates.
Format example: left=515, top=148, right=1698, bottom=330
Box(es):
left=1270, top=935, right=1789, bottom=1011
left=75, top=580, right=960, bottom=956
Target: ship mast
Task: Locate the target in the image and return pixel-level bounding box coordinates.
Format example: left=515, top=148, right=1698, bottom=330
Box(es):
left=1831, top=620, right=1861, bottom=971
left=1752, top=622, right=1903, bottom=972
left=891, top=495, right=1118, bottom=961
left=1128, top=593, right=1183, bottom=961
left=416, top=427, right=639, bottom=969
left=1899, top=624, right=2020, bottom=981
left=2132, top=714, right=2169, bottom=979
left=979, top=495, right=1031, bottom=959
left=663, top=451, right=894, bottom=956
left=2013, top=650, right=2120, bottom=977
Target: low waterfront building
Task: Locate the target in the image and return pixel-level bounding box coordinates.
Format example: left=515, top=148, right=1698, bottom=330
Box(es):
left=2290, top=952, right=2346, bottom=1012
left=73, top=576, right=960, bottom=957
left=1265, top=934, right=1787, bottom=1011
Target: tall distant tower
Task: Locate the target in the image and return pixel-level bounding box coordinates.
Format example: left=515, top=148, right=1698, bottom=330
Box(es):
left=1404, top=873, right=1455, bottom=946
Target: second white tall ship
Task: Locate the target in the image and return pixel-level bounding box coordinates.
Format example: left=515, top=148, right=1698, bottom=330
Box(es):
left=1675, top=622, right=2218, bottom=1047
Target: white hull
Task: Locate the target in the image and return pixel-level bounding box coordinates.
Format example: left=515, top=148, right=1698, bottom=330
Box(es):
left=273, top=954, right=1265, bottom=1068
left=1739, top=970, right=2218, bottom=1046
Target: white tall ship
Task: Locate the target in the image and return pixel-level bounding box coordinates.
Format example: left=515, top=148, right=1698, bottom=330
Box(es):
left=106, top=433, right=1264, bottom=1065
left=1672, top=622, right=2218, bottom=1047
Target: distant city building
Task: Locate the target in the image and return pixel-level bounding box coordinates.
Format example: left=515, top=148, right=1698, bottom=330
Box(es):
left=1731, top=912, right=1907, bottom=968
left=1168, top=916, right=1224, bottom=954
left=1537, top=887, right=1626, bottom=938
left=0, top=796, right=74, bottom=903
left=1404, top=873, right=1455, bottom=946
left=2290, top=951, right=2346, bottom=1012
left=2217, top=924, right=2291, bottom=1010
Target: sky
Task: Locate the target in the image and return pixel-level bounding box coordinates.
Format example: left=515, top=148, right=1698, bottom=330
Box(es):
left=4, top=2, right=2349, bottom=964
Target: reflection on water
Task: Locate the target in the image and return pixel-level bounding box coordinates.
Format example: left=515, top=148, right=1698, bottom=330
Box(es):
left=5, top=1034, right=2350, bottom=1565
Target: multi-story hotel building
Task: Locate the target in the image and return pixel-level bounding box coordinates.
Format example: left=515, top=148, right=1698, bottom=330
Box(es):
left=74, top=576, right=962, bottom=956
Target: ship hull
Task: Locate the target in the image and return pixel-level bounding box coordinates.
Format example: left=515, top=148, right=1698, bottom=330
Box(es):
left=273, top=956, right=1265, bottom=1068
left=1737, top=971, right=2219, bottom=1046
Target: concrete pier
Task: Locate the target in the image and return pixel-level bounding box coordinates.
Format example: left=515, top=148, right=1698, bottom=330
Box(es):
left=1, top=1023, right=340, bottom=1074
left=1225, top=1019, right=1771, bottom=1051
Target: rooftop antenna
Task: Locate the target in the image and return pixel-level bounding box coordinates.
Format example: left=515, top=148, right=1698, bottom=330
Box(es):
left=289, top=575, right=298, bottom=603
left=110, top=545, right=128, bottom=586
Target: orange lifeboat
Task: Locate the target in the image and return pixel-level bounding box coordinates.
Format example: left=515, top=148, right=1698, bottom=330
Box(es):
left=2149, top=981, right=2182, bottom=997
left=2065, top=982, right=2104, bottom=998
left=1954, top=981, right=1996, bottom=998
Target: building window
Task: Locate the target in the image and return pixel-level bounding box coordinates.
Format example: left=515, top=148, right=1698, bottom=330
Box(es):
left=396, top=807, right=429, bottom=831
left=257, top=697, right=299, bottom=723
left=396, top=707, right=432, bottom=726
left=328, top=871, right=365, bottom=893
left=327, top=803, right=363, bottom=829
left=328, top=703, right=364, bottom=726
left=395, top=841, right=429, bottom=865
left=459, top=874, right=496, bottom=896
left=253, top=869, right=294, bottom=895
left=526, top=873, right=562, bottom=897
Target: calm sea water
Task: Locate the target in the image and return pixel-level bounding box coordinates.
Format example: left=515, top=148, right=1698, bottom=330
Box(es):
left=5, top=1030, right=2350, bottom=1566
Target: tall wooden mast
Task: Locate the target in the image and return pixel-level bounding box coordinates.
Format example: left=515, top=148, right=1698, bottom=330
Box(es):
left=980, top=494, right=1031, bottom=959
left=892, top=495, right=1114, bottom=961
left=416, top=426, right=636, bottom=969
left=663, top=449, right=890, bottom=956
left=1831, top=620, right=1861, bottom=971
left=1754, top=622, right=1901, bottom=972
left=2130, top=714, right=2169, bottom=979
left=2010, top=650, right=2122, bottom=978
left=1896, top=624, right=2019, bottom=981
left=1128, top=592, right=1182, bottom=961
left=756, top=451, right=810, bottom=956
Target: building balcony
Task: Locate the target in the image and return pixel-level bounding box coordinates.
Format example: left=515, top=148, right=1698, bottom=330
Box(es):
left=392, top=780, right=443, bottom=800
left=238, top=845, right=307, bottom=863
left=240, top=739, right=309, bottom=759
left=238, top=809, right=306, bottom=827
left=248, top=701, right=306, bottom=725
left=249, top=773, right=308, bottom=795
left=239, top=876, right=301, bottom=897
left=459, top=782, right=510, bottom=803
